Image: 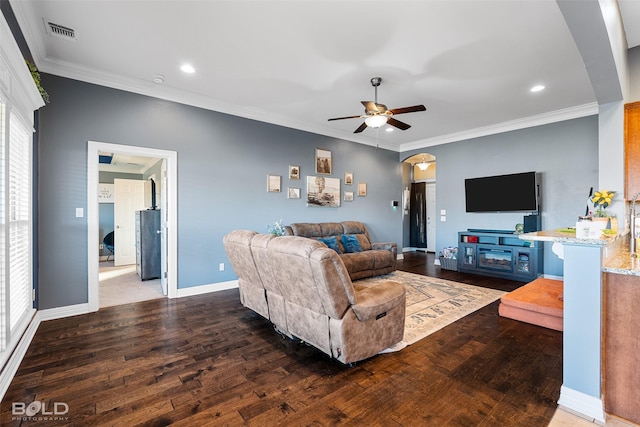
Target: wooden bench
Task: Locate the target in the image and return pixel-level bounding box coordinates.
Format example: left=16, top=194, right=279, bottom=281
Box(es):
left=498, top=278, right=563, bottom=331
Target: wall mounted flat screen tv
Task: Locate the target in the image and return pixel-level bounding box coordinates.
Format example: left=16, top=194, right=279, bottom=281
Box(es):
left=465, top=171, right=538, bottom=212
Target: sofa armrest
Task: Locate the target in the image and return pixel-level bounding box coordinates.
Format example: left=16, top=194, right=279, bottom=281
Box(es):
left=372, top=242, right=397, bottom=254
left=351, top=281, right=405, bottom=322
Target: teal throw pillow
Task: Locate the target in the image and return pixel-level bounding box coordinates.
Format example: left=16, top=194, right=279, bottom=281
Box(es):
left=318, top=236, right=342, bottom=253
left=341, top=234, right=362, bottom=253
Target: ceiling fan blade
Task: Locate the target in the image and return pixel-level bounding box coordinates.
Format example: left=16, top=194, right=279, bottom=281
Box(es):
left=328, top=114, right=362, bottom=121
left=387, top=117, right=411, bottom=131
left=389, top=105, right=426, bottom=115
left=354, top=122, right=368, bottom=133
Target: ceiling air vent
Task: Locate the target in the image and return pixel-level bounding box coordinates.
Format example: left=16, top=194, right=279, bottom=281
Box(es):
left=45, top=21, right=77, bottom=41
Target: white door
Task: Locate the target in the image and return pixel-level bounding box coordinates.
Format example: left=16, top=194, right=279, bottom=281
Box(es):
left=114, top=178, right=145, bottom=266
left=426, top=182, right=436, bottom=252
left=160, top=160, right=168, bottom=296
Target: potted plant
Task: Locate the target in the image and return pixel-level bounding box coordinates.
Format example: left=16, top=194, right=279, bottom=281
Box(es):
left=266, top=219, right=286, bottom=236
left=590, top=190, right=617, bottom=231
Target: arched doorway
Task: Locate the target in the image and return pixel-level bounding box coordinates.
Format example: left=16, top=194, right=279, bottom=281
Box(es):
left=403, top=153, right=436, bottom=252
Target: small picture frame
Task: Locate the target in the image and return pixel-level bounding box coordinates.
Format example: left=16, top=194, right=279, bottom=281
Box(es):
left=344, top=191, right=354, bottom=202
left=344, top=172, right=353, bottom=185
left=288, top=187, right=301, bottom=199
left=289, top=165, right=300, bottom=180
left=357, top=182, right=367, bottom=197
left=267, top=174, right=281, bottom=192
left=315, top=148, right=332, bottom=175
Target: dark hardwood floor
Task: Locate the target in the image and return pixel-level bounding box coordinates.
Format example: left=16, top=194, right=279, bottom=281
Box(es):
left=1, top=252, right=562, bottom=426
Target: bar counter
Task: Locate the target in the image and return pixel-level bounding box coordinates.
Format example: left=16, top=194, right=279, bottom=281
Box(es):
left=519, top=229, right=639, bottom=425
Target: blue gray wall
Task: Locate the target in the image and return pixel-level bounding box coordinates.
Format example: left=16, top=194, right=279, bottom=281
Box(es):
left=402, top=115, right=599, bottom=276
left=36, top=74, right=598, bottom=308
left=37, top=74, right=404, bottom=309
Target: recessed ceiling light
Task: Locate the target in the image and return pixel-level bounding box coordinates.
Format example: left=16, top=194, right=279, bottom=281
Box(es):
left=180, top=64, right=195, bottom=74
left=530, top=84, right=545, bottom=93
left=385, top=127, right=394, bottom=132
left=152, top=74, right=165, bottom=84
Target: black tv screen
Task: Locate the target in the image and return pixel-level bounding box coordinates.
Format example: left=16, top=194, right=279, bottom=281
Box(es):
left=465, top=172, right=538, bottom=212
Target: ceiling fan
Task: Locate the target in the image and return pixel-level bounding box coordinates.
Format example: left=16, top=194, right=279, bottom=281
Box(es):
left=328, top=77, right=426, bottom=133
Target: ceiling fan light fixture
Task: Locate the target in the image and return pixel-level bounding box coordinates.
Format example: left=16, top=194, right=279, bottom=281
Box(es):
left=364, top=115, right=388, bottom=128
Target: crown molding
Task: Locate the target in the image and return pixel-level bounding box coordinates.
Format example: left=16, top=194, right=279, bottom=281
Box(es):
left=35, top=54, right=600, bottom=155
left=399, top=102, right=599, bottom=153
left=0, top=12, right=45, bottom=123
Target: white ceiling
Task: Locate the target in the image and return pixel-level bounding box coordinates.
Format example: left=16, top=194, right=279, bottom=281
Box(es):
left=98, top=151, right=161, bottom=174
left=9, top=1, right=637, bottom=153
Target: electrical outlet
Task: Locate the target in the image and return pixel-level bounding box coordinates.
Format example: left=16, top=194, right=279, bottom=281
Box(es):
left=99, top=243, right=104, bottom=250
left=219, top=263, right=225, bottom=272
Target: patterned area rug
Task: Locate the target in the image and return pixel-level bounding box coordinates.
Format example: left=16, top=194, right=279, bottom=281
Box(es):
left=356, top=271, right=505, bottom=351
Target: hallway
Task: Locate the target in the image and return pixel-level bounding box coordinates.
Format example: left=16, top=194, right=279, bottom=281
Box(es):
left=99, top=261, right=163, bottom=308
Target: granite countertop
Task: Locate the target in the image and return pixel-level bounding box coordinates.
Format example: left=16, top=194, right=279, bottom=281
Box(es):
left=602, top=238, right=640, bottom=276
left=520, top=229, right=640, bottom=276
left=519, top=229, right=619, bottom=246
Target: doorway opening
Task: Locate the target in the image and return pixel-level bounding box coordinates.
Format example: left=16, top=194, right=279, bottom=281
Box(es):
left=87, top=141, right=178, bottom=312
left=99, top=176, right=161, bottom=307
left=403, top=153, right=436, bottom=253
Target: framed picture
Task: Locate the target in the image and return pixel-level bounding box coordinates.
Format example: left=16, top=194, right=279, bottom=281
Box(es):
left=267, top=174, right=281, bottom=192
left=287, top=187, right=301, bottom=199
left=344, top=172, right=353, bottom=185
left=307, top=175, right=340, bottom=207
left=315, top=148, right=332, bottom=175
left=98, top=183, right=114, bottom=203
left=289, top=165, right=300, bottom=180
left=357, top=182, right=367, bottom=197
left=344, top=191, right=354, bottom=202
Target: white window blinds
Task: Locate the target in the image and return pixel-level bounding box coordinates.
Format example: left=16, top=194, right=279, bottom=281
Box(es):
left=0, top=101, right=5, bottom=351
left=8, top=112, right=32, bottom=332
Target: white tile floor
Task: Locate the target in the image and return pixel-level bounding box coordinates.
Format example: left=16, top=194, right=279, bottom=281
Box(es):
left=548, top=407, right=640, bottom=427
left=99, top=261, right=164, bottom=307
left=548, top=408, right=602, bottom=426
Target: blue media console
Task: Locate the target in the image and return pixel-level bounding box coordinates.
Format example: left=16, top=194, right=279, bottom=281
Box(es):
left=458, top=230, right=543, bottom=282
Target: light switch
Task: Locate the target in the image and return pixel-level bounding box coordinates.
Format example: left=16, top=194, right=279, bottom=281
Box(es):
left=440, top=216, right=446, bottom=222
left=440, top=209, right=446, bottom=215
left=76, top=208, right=84, bottom=218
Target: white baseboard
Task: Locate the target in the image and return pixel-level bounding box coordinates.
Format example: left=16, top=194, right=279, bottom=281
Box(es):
left=39, top=303, right=92, bottom=321
left=558, top=385, right=605, bottom=424
left=175, top=280, right=239, bottom=298
left=542, top=273, right=564, bottom=281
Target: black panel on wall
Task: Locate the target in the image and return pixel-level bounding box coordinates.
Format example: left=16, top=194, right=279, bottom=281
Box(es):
left=410, top=182, right=427, bottom=248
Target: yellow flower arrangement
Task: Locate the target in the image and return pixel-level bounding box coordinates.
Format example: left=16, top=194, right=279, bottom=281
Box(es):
left=591, top=190, right=616, bottom=217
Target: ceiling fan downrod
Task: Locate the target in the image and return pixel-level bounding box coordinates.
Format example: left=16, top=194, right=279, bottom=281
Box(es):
left=371, top=77, right=382, bottom=105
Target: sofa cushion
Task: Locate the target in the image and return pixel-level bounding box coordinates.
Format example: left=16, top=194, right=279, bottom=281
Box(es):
left=351, top=280, right=405, bottom=322
left=341, top=234, right=362, bottom=253
left=289, top=223, right=322, bottom=238
left=319, top=222, right=344, bottom=237
left=318, top=236, right=342, bottom=253
left=340, top=251, right=374, bottom=274
left=354, top=234, right=372, bottom=251
left=371, top=249, right=395, bottom=269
